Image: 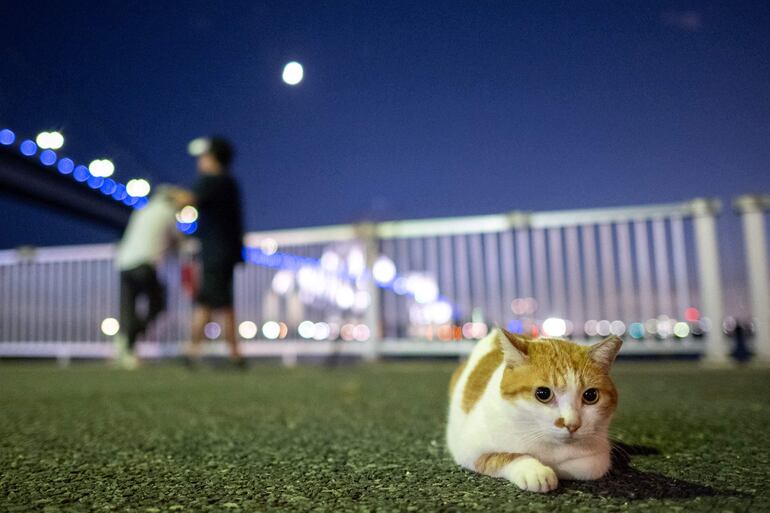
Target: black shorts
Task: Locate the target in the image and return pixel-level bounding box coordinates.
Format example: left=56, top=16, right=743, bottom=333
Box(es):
left=196, top=263, right=234, bottom=309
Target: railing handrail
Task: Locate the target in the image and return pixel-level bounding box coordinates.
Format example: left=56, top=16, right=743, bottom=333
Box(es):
left=0, top=198, right=721, bottom=262
left=0, top=243, right=115, bottom=265
left=243, top=198, right=717, bottom=243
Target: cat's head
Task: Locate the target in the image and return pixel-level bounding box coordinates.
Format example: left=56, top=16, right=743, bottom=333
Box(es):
left=495, top=328, right=621, bottom=444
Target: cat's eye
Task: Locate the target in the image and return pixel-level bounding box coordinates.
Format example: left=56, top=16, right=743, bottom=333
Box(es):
left=535, top=387, right=553, bottom=403
left=582, top=388, right=599, bottom=404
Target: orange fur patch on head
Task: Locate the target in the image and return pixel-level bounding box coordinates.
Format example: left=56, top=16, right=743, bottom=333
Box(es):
left=499, top=338, right=619, bottom=410
left=461, top=341, right=503, bottom=413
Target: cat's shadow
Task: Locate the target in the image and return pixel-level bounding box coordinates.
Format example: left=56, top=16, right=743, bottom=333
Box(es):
left=557, top=442, right=748, bottom=500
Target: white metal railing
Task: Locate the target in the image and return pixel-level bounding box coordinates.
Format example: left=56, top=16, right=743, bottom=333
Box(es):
left=734, top=194, right=770, bottom=363
left=1, top=196, right=766, bottom=361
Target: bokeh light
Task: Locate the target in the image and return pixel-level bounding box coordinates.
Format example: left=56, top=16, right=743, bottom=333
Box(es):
left=87, top=175, right=104, bottom=189
left=100, top=178, right=117, bottom=195
left=175, top=205, right=198, bottom=224
left=542, top=317, right=567, bottom=337
left=100, top=317, right=120, bottom=336
left=353, top=324, right=370, bottom=341
left=204, top=322, right=221, bottom=340
left=629, top=322, right=645, bottom=339
left=126, top=178, right=151, bottom=197
left=674, top=321, right=690, bottom=338
left=57, top=158, right=74, bottom=174
left=0, top=128, right=15, bottom=145
left=36, top=131, right=64, bottom=150
left=39, top=149, right=57, bottom=166
left=271, top=270, right=294, bottom=295
left=260, top=238, right=278, bottom=256
left=19, top=139, right=37, bottom=156
left=298, top=320, right=315, bottom=339
left=73, top=165, right=90, bottom=182
left=111, top=184, right=127, bottom=201
left=262, top=321, right=281, bottom=340
left=88, top=159, right=114, bottom=178
left=372, top=256, right=397, bottom=284
left=238, top=321, right=258, bottom=339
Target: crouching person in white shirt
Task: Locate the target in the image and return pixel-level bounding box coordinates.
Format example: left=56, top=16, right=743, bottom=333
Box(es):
left=114, top=185, right=184, bottom=369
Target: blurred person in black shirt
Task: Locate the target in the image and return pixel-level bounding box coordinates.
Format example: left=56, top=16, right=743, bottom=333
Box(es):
left=173, top=137, right=245, bottom=367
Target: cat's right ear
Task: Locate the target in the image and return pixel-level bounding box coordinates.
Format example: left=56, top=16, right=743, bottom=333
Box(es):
left=498, top=328, right=529, bottom=367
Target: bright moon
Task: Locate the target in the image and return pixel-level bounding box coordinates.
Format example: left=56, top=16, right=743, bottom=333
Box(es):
left=282, top=61, right=303, bottom=85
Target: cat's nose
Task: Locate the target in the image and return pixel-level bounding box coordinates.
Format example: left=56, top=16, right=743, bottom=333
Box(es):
left=565, top=422, right=581, bottom=434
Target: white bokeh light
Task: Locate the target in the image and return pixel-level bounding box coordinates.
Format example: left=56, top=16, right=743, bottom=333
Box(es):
left=271, top=270, right=295, bottom=295
left=36, top=131, right=64, bottom=150
left=126, top=178, right=151, bottom=197
left=176, top=205, right=198, bottom=223
left=282, top=61, right=304, bottom=85
left=427, top=301, right=453, bottom=324
left=313, top=322, right=331, bottom=340
left=372, top=255, right=397, bottom=284
left=335, top=285, right=355, bottom=310
left=298, top=320, right=316, bottom=339
left=88, top=159, right=115, bottom=178
left=542, top=317, right=567, bottom=337
left=262, top=321, right=281, bottom=340
left=101, top=317, right=120, bottom=336
left=238, top=321, right=258, bottom=339
left=260, top=238, right=278, bottom=256
left=346, top=248, right=365, bottom=277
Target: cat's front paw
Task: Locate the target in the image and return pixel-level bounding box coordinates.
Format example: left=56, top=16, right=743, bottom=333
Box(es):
left=507, top=457, right=558, bottom=493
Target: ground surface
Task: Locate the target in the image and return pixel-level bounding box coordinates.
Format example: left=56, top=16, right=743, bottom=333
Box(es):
left=0, top=361, right=768, bottom=512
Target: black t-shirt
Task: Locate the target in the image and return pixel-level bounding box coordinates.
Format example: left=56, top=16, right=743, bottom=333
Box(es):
left=193, top=174, right=243, bottom=268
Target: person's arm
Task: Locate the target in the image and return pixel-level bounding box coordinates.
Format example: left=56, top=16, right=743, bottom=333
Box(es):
left=169, top=187, right=196, bottom=207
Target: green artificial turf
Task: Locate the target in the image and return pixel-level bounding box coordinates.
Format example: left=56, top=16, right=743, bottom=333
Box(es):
left=1, top=360, right=768, bottom=512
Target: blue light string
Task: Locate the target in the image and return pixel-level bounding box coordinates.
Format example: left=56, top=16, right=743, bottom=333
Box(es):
left=1, top=127, right=186, bottom=229
left=1, top=128, right=146, bottom=209
left=243, top=246, right=458, bottom=317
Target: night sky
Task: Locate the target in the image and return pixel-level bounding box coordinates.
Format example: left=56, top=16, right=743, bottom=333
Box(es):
left=1, top=1, right=768, bottom=254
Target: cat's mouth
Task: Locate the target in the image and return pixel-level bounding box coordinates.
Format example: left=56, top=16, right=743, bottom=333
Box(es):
left=556, top=431, right=587, bottom=443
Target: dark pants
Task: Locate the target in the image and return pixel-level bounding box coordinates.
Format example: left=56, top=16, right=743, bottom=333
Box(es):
left=120, top=264, right=166, bottom=349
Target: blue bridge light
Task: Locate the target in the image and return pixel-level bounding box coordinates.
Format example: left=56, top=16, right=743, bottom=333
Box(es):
left=73, top=165, right=90, bottom=182
left=99, top=178, right=117, bottom=195
left=57, top=158, right=74, bottom=174
left=0, top=129, right=15, bottom=145
left=20, top=140, right=37, bottom=156
left=39, top=149, right=57, bottom=166
left=87, top=175, right=104, bottom=189
left=111, top=184, right=127, bottom=201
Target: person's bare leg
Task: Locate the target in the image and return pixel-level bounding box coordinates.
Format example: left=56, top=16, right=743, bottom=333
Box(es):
left=188, top=305, right=211, bottom=358
left=220, top=307, right=241, bottom=360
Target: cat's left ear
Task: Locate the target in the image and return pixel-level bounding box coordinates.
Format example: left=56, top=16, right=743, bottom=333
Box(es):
left=498, top=329, right=530, bottom=367
left=588, top=336, right=623, bottom=371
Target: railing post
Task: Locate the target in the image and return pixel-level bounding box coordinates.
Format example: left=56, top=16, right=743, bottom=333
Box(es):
left=734, top=194, right=770, bottom=364
left=358, top=222, right=382, bottom=361
left=689, top=198, right=730, bottom=365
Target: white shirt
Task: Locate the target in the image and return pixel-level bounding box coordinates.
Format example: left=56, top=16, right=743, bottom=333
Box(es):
left=116, top=197, right=180, bottom=270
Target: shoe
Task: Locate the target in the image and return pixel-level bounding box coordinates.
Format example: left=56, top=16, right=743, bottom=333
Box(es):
left=113, top=334, right=129, bottom=362
left=181, top=354, right=202, bottom=370
left=230, top=357, right=248, bottom=370
left=119, top=354, right=140, bottom=370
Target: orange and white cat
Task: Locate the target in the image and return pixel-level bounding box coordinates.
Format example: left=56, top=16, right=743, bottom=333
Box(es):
left=447, top=328, right=622, bottom=493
